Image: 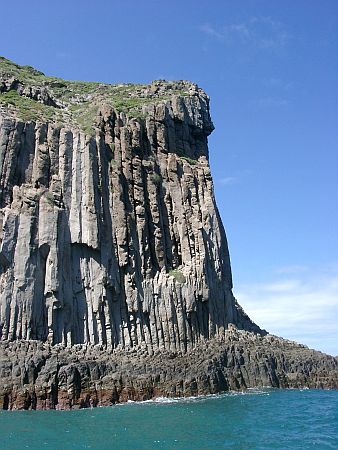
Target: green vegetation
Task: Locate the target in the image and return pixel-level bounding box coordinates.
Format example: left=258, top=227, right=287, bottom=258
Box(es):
left=173, top=148, right=198, bottom=165
left=0, top=56, right=46, bottom=83
left=168, top=269, right=186, bottom=283
left=151, top=173, right=162, bottom=185
left=112, top=97, right=145, bottom=113
left=43, top=191, right=55, bottom=206
left=70, top=103, right=99, bottom=136
left=180, top=156, right=198, bottom=165
left=0, top=90, right=57, bottom=122
left=0, top=56, right=194, bottom=135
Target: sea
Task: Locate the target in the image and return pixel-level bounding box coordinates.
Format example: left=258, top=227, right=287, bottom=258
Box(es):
left=0, top=389, right=337, bottom=449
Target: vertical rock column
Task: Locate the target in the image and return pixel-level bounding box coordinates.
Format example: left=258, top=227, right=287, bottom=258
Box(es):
left=0, top=88, right=261, bottom=350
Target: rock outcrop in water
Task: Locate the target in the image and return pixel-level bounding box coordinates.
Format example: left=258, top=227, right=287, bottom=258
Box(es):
left=0, top=57, right=336, bottom=409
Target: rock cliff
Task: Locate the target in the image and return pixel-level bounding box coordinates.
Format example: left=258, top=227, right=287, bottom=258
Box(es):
left=0, top=57, right=336, bottom=409
left=0, top=56, right=259, bottom=350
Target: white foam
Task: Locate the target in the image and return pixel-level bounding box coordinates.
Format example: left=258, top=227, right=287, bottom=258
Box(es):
left=118, top=389, right=272, bottom=406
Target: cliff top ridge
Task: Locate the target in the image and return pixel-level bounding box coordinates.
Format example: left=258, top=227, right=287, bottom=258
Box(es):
left=0, top=56, right=213, bottom=137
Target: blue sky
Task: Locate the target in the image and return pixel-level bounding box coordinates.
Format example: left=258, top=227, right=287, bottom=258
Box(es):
left=1, top=0, right=337, bottom=355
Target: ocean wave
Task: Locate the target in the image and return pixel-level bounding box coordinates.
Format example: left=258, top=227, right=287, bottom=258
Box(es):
left=120, top=389, right=271, bottom=406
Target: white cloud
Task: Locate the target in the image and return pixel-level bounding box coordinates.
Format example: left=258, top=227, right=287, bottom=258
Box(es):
left=199, top=23, right=224, bottom=40
left=274, top=264, right=309, bottom=274
left=200, top=16, right=292, bottom=50
left=259, top=280, right=301, bottom=292
left=217, top=170, right=252, bottom=187
left=234, top=264, right=338, bottom=356
left=218, top=176, right=238, bottom=186
left=253, top=97, right=290, bottom=108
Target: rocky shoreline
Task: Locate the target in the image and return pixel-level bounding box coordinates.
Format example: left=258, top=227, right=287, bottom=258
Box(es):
left=1, top=328, right=337, bottom=410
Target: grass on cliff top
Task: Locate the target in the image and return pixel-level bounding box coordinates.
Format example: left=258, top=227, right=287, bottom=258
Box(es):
left=0, top=56, right=192, bottom=132
left=0, top=56, right=45, bottom=82
left=0, top=90, right=58, bottom=122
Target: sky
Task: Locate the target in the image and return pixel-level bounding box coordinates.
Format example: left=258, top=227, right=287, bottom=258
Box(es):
left=1, top=0, right=337, bottom=355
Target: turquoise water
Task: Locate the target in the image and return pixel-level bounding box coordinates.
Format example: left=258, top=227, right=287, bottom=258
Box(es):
left=0, top=389, right=337, bottom=449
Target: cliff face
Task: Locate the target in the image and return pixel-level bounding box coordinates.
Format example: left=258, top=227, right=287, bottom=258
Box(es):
left=0, top=57, right=259, bottom=352
left=0, top=58, right=336, bottom=410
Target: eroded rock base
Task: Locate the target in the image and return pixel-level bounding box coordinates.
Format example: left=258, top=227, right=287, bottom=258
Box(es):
left=1, top=329, right=337, bottom=410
